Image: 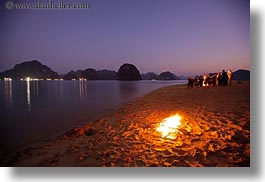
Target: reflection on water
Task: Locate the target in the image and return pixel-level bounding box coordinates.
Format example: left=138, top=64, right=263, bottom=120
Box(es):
left=26, top=80, right=31, bottom=111
left=35, top=81, right=39, bottom=104
left=118, top=81, right=139, bottom=101
left=60, top=81, right=63, bottom=101
left=4, top=80, right=12, bottom=108
left=79, top=80, right=87, bottom=100
left=0, top=80, right=187, bottom=157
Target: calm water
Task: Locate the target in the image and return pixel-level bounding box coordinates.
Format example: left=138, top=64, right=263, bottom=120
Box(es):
left=0, top=80, right=187, bottom=157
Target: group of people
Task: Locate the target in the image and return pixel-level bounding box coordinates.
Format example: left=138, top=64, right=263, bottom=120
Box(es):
left=187, top=69, right=232, bottom=88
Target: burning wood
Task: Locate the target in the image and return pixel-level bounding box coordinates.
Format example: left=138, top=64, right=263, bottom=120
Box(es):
left=156, top=114, right=182, bottom=139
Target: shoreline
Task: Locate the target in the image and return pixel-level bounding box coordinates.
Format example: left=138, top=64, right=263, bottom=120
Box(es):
left=0, top=82, right=187, bottom=159
left=0, top=80, right=186, bottom=159
left=1, top=82, right=250, bottom=167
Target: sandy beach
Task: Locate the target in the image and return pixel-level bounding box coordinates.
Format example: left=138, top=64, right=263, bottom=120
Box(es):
left=1, top=81, right=250, bottom=167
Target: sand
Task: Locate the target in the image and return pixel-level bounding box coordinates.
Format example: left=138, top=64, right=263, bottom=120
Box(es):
left=0, top=81, right=250, bottom=167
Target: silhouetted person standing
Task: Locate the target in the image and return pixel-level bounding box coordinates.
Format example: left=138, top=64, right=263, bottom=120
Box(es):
left=188, top=77, right=194, bottom=88
left=199, top=75, right=203, bottom=87
left=222, top=69, right=228, bottom=86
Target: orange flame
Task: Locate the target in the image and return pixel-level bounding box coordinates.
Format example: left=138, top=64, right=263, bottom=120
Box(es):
left=156, top=114, right=182, bottom=139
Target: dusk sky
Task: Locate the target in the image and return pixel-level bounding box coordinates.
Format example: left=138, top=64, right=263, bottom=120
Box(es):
left=0, top=0, right=249, bottom=76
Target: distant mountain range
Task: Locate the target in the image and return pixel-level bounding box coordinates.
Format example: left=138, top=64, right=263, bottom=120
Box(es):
left=141, top=71, right=181, bottom=80
left=0, top=60, right=117, bottom=80
left=0, top=60, right=250, bottom=81
left=63, top=68, right=117, bottom=80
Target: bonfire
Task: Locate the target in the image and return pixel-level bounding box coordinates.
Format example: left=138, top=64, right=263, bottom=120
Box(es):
left=156, top=114, right=182, bottom=139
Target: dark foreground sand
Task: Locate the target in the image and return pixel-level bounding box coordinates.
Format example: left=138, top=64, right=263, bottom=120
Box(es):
left=1, top=82, right=250, bottom=167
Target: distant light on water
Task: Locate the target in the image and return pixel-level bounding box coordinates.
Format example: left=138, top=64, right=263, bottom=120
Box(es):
left=25, top=77, right=31, bottom=82
left=79, top=78, right=87, bottom=81
left=20, top=77, right=42, bottom=81
left=4, top=77, right=12, bottom=81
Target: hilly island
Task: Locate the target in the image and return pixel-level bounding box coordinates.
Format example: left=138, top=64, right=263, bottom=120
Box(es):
left=0, top=60, right=250, bottom=81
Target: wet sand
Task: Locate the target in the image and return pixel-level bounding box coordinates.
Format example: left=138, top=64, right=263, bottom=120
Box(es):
left=1, top=81, right=250, bottom=167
